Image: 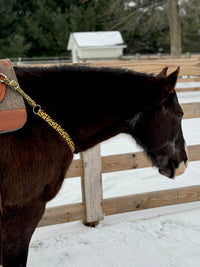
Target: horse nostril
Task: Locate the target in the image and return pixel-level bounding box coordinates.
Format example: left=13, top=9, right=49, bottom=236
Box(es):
left=172, top=160, right=179, bottom=169
left=184, top=158, right=189, bottom=168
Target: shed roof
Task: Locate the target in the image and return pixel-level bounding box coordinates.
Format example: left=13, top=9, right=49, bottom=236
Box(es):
left=67, top=31, right=126, bottom=50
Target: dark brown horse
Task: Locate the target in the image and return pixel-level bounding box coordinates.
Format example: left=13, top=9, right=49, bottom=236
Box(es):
left=0, top=65, right=188, bottom=266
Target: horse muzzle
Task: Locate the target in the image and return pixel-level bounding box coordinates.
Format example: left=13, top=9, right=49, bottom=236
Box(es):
left=174, top=141, right=189, bottom=178
left=159, top=159, right=188, bottom=179
left=173, top=159, right=188, bottom=178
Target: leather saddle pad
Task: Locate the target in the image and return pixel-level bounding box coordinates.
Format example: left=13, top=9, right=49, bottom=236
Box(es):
left=0, top=58, right=27, bottom=133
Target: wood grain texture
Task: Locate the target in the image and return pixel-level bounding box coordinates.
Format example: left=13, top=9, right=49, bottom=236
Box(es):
left=86, top=58, right=200, bottom=77
left=39, top=185, right=200, bottom=227
left=103, top=185, right=200, bottom=216
left=38, top=202, right=85, bottom=227
left=81, top=144, right=104, bottom=223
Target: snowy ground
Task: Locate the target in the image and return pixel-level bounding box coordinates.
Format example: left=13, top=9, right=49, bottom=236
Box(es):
left=27, top=82, right=200, bottom=267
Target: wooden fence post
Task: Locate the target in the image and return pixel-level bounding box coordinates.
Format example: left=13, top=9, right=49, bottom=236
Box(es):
left=81, top=144, right=104, bottom=226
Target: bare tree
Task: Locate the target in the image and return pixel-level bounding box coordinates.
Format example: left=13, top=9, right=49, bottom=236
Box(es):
left=98, top=0, right=168, bottom=53
left=98, top=0, right=200, bottom=55
left=167, top=0, right=182, bottom=56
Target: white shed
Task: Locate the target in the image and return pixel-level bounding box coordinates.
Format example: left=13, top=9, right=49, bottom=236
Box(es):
left=67, top=31, right=127, bottom=63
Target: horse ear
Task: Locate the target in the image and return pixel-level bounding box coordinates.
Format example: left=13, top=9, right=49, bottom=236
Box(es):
left=157, top=67, right=168, bottom=78
left=167, top=66, right=180, bottom=88
left=159, top=67, right=180, bottom=103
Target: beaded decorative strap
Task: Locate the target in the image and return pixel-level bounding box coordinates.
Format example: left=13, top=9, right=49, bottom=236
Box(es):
left=0, top=73, right=75, bottom=153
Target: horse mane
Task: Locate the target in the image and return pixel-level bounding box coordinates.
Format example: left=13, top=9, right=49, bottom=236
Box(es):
left=14, top=64, right=155, bottom=114
left=14, top=64, right=155, bottom=115
left=14, top=64, right=154, bottom=94
left=14, top=64, right=153, bottom=78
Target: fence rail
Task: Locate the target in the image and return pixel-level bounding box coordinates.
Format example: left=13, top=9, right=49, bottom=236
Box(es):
left=10, top=56, right=71, bottom=65
left=66, top=144, right=200, bottom=180
left=40, top=185, right=200, bottom=227
left=38, top=58, right=200, bottom=227
left=10, top=53, right=200, bottom=66
left=39, top=143, right=200, bottom=227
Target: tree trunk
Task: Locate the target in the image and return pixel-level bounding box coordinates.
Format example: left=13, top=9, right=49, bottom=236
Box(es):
left=167, top=0, right=182, bottom=56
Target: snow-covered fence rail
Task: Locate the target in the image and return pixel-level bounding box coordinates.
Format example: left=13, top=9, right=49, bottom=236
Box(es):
left=38, top=59, right=200, bottom=227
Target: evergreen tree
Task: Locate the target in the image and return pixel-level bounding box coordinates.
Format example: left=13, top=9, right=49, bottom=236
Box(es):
left=98, top=0, right=200, bottom=54
left=24, top=0, right=99, bottom=56
left=181, top=0, right=200, bottom=52
left=0, top=0, right=199, bottom=57
left=0, top=0, right=30, bottom=58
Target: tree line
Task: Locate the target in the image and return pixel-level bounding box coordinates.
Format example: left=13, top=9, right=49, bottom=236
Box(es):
left=0, top=0, right=199, bottom=58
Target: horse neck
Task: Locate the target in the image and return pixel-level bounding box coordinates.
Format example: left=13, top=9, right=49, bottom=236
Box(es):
left=14, top=66, right=161, bottom=154
left=71, top=112, right=127, bottom=153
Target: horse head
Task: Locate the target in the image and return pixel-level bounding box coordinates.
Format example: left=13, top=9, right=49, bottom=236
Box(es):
left=127, top=67, right=188, bottom=179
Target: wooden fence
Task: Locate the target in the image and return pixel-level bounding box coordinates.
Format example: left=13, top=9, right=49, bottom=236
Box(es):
left=38, top=58, right=200, bottom=227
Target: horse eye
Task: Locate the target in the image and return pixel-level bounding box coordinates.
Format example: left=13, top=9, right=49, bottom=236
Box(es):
left=177, top=112, right=184, bottom=120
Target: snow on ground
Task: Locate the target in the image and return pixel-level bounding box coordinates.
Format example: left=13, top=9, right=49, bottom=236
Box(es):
left=28, top=83, right=200, bottom=267
left=29, top=205, right=200, bottom=267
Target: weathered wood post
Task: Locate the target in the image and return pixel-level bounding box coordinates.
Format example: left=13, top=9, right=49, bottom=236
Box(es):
left=81, top=144, right=104, bottom=227
left=136, top=53, right=140, bottom=60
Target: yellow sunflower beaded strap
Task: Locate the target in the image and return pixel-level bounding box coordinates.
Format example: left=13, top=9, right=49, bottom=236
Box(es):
left=0, top=74, right=75, bottom=153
